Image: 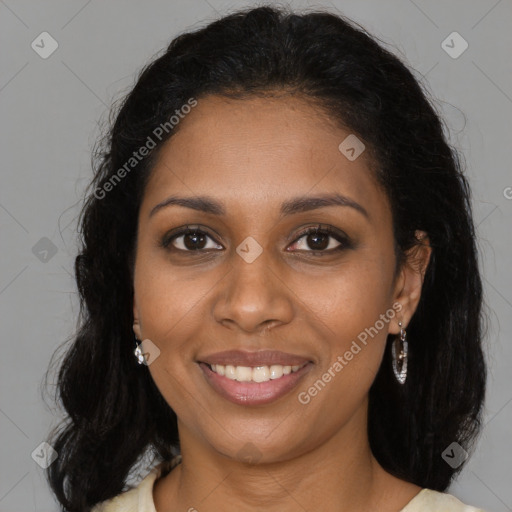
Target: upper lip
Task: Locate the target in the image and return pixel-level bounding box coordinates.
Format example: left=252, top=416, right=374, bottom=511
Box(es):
left=198, top=350, right=311, bottom=367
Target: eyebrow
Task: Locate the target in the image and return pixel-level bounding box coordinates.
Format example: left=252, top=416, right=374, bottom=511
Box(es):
left=149, top=192, right=369, bottom=219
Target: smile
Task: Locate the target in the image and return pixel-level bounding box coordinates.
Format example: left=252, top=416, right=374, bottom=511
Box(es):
left=198, top=361, right=313, bottom=406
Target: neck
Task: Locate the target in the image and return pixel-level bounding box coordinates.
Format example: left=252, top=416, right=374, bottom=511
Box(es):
left=153, top=405, right=420, bottom=512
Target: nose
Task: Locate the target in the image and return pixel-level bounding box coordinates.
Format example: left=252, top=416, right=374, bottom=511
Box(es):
left=212, top=249, right=294, bottom=335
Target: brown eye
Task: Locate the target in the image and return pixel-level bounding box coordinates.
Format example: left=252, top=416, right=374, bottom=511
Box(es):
left=304, top=231, right=331, bottom=250
left=288, top=225, right=351, bottom=253
left=162, top=227, right=223, bottom=252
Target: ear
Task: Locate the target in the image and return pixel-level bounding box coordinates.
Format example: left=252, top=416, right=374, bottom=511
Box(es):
left=389, top=230, right=432, bottom=334
left=133, top=295, right=142, bottom=340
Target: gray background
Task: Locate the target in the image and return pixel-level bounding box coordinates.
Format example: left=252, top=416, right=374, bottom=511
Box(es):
left=0, top=0, right=510, bottom=510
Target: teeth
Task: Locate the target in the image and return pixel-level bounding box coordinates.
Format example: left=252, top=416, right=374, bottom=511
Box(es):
left=209, top=363, right=306, bottom=382
left=252, top=366, right=269, bottom=383
left=235, top=366, right=252, bottom=382
left=225, top=365, right=236, bottom=379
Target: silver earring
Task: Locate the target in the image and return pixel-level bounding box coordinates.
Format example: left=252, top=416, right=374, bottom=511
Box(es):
left=134, top=338, right=145, bottom=365
left=391, top=322, right=408, bottom=384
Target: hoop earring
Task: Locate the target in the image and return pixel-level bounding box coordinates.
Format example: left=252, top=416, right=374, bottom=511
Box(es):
left=391, top=322, right=408, bottom=384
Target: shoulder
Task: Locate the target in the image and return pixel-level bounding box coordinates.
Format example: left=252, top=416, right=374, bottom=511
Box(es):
left=401, top=488, right=488, bottom=512
left=91, top=456, right=181, bottom=512
left=90, top=469, right=159, bottom=512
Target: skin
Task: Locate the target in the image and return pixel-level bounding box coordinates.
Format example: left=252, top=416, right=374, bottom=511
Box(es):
left=132, top=94, right=431, bottom=512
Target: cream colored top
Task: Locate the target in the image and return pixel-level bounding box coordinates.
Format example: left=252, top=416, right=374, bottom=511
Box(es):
left=92, top=456, right=487, bottom=512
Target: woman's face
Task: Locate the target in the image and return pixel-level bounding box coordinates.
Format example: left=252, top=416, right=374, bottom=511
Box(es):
left=132, top=94, right=421, bottom=462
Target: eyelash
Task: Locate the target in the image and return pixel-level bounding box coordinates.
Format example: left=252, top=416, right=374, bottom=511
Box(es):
left=159, top=224, right=352, bottom=255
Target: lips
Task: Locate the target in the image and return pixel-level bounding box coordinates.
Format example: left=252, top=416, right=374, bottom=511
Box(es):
left=196, top=349, right=313, bottom=406
left=198, top=349, right=311, bottom=367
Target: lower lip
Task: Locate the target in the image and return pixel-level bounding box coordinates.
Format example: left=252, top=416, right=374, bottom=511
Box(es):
left=198, top=362, right=313, bottom=406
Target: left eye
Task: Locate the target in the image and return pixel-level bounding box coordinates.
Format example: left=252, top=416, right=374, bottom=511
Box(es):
left=289, top=227, right=346, bottom=252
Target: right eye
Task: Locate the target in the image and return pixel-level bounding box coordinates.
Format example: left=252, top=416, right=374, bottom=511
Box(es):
left=160, top=226, right=224, bottom=253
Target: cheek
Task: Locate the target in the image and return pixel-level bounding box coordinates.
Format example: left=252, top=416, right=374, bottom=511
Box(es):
left=295, top=254, right=395, bottom=373
left=134, top=257, right=208, bottom=413
left=301, top=254, right=394, bottom=327
left=291, top=262, right=394, bottom=427
left=134, top=247, right=217, bottom=340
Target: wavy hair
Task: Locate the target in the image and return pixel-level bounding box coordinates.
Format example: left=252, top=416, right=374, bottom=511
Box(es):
left=44, top=5, right=486, bottom=510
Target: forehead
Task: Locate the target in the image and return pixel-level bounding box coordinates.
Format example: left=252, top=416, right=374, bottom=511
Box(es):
left=140, top=94, right=389, bottom=221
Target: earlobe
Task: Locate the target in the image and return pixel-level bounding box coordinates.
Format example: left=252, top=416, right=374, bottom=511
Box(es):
left=132, top=299, right=142, bottom=340
left=133, top=321, right=142, bottom=340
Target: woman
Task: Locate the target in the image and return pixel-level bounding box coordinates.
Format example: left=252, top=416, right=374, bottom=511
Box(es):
left=45, top=5, right=488, bottom=511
